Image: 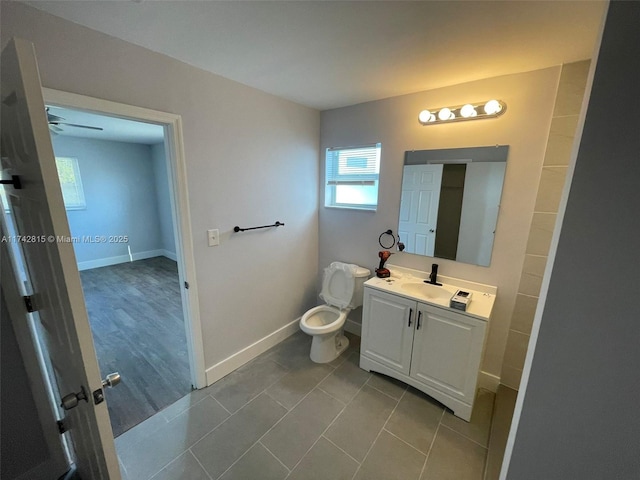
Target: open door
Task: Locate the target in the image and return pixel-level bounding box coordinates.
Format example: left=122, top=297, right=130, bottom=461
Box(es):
left=1, top=38, right=120, bottom=479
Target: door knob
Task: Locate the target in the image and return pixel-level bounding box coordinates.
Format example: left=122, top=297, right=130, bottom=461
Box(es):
left=102, top=372, right=121, bottom=388
left=60, top=386, right=88, bottom=410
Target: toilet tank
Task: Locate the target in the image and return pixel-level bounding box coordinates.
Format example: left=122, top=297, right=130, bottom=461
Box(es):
left=349, top=265, right=371, bottom=309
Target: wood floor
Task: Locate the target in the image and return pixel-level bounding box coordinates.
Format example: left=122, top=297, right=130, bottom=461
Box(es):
left=80, top=256, right=191, bottom=437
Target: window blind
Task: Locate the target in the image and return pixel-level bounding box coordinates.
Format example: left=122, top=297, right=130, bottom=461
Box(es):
left=325, top=143, right=381, bottom=210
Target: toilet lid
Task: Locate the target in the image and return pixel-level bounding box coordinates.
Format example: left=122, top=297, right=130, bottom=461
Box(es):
left=320, top=262, right=355, bottom=309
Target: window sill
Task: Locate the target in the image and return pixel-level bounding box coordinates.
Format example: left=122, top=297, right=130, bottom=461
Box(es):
left=324, top=205, right=377, bottom=212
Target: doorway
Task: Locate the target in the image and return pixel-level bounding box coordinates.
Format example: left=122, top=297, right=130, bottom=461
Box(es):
left=43, top=90, right=206, bottom=437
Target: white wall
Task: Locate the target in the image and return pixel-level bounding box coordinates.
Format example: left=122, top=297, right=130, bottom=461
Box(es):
left=51, top=135, right=165, bottom=269
left=320, top=68, right=560, bottom=378
left=504, top=2, right=640, bottom=478
left=1, top=2, right=320, bottom=370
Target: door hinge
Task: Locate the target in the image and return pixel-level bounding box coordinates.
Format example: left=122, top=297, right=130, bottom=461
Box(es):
left=57, top=419, right=67, bottom=434
left=184, top=281, right=189, bottom=289
left=23, top=295, right=35, bottom=313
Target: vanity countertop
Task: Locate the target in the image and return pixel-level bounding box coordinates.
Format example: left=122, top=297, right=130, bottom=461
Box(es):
left=364, top=264, right=497, bottom=321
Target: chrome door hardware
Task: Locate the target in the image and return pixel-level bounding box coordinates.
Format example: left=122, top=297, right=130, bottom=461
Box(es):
left=102, top=372, right=121, bottom=388
left=60, top=386, right=88, bottom=410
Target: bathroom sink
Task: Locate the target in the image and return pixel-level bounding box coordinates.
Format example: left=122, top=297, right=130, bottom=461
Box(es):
left=400, top=282, right=454, bottom=302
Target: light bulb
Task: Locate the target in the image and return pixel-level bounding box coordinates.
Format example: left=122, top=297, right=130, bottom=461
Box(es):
left=460, top=104, right=476, bottom=118
left=438, top=107, right=453, bottom=121
left=418, top=110, right=431, bottom=124
left=484, top=99, right=502, bottom=115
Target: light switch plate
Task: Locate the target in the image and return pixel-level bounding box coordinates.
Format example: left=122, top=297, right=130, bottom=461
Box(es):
left=207, top=229, right=220, bottom=247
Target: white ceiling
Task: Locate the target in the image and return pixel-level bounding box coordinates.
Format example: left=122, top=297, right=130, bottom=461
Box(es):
left=27, top=1, right=606, bottom=110
left=47, top=105, right=165, bottom=144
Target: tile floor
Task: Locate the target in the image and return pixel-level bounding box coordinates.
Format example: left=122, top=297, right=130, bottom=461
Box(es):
left=115, top=331, right=495, bottom=480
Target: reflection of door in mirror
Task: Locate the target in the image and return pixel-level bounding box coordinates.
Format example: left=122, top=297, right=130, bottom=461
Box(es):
left=398, top=164, right=443, bottom=256
left=434, top=164, right=466, bottom=260
left=457, top=162, right=506, bottom=265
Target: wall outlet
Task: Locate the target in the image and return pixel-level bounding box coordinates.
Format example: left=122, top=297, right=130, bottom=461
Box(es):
left=207, top=229, right=220, bottom=247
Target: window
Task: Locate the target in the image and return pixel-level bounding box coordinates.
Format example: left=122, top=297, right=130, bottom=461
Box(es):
left=325, top=143, right=381, bottom=210
left=55, top=157, right=86, bottom=210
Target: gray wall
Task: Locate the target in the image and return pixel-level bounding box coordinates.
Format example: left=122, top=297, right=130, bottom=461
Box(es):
left=151, top=142, right=177, bottom=259
left=319, top=67, right=561, bottom=379
left=1, top=1, right=320, bottom=369
left=505, top=2, right=640, bottom=478
left=51, top=135, right=164, bottom=268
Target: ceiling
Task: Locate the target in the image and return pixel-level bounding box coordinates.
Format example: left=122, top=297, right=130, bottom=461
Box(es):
left=27, top=1, right=606, bottom=110
left=47, top=106, right=165, bottom=144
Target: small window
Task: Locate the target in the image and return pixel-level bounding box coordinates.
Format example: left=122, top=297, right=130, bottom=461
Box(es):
left=325, top=143, right=381, bottom=210
left=55, top=157, right=86, bottom=210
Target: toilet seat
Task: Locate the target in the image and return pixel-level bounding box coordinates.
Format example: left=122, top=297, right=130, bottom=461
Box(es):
left=300, top=305, right=347, bottom=336
left=300, top=261, right=369, bottom=363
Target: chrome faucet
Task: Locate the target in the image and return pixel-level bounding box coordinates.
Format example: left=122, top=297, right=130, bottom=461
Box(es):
left=425, top=263, right=442, bottom=286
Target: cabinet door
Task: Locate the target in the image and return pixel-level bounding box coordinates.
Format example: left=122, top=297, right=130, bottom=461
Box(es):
left=410, top=304, right=486, bottom=403
left=361, top=288, right=415, bottom=375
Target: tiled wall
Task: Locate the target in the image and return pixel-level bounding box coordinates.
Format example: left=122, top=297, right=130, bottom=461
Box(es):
left=500, top=61, right=590, bottom=389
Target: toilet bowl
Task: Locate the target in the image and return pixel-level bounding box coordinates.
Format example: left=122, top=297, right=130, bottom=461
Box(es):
left=300, top=262, right=370, bottom=363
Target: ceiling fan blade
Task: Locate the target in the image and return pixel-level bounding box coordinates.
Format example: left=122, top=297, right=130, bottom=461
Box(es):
left=49, top=124, right=63, bottom=133
left=55, top=122, right=104, bottom=131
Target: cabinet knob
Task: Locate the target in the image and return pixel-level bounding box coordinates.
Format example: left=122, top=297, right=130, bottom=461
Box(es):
left=417, top=311, right=422, bottom=330
left=408, top=308, right=413, bottom=327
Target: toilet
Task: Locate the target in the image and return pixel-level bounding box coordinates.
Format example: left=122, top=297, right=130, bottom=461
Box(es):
left=300, top=261, right=370, bottom=363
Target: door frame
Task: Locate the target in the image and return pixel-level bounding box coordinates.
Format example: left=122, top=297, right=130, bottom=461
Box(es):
left=43, top=88, right=206, bottom=389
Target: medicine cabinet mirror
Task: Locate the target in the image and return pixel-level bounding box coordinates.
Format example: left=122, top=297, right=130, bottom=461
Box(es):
left=398, top=145, right=509, bottom=267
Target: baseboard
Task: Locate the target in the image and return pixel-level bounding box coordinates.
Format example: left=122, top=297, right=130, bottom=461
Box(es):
left=205, top=318, right=301, bottom=386
left=478, top=371, right=500, bottom=393
left=344, top=318, right=362, bottom=337
left=162, top=249, right=177, bottom=261
left=77, top=249, right=165, bottom=271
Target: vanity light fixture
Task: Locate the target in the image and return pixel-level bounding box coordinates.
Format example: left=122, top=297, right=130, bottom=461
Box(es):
left=418, top=99, right=506, bottom=125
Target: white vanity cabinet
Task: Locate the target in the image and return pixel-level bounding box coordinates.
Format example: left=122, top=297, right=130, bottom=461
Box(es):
left=361, top=289, right=415, bottom=375
left=360, top=285, right=488, bottom=421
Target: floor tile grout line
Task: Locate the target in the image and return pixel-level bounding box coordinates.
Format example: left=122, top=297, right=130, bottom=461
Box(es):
left=381, top=427, right=430, bottom=457
left=286, top=373, right=372, bottom=479
left=438, top=423, right=490, bottom=450
left=116, top=395, right=224, bottom=474
left=364, top=380, right=407, bottom=402
left=210, top=364, right=340, bottom=479
left=167, top=360, right=341, bottom=480
left=263, top=390, right=294, bottom=411
left=212, top=442, right=259, bottom=480
left=185, top=389, right=293, bottom=480
left=316, top=385, right=348, bottom=405
left=162, top=392, right=217, bottom=422
left=115, top=404, right=169, bottom=450
left=188, top=448, right=216, bottom=480
left=349, top=386, right=406, bottom=480
left=196, top=341, right=358, bottom=479
left=259, top=440, right=292, bottom=473
left=209, top=393, right=234, bottom=416
left=321, top=434, right=362, bottom=466
left=208, top=359, right=290, bottom=416
left=418, top=408, right=446, bottom=480
left=269, top=356, right=300, bottom=371
left=146, top=449, right=213, bottom=480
